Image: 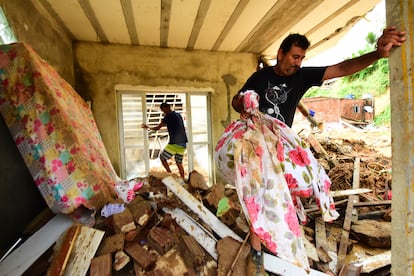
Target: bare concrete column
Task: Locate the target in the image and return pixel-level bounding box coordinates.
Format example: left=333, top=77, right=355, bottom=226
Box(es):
left=386, top=0, right=414, bottom=275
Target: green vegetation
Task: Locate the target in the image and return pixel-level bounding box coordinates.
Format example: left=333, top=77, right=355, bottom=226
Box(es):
left=305, top=31, right=391, bottom=125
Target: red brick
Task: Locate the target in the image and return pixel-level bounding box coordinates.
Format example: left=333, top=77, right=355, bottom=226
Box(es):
left=113, top=250, right=130, bottom=271
left=125, top=242, right=156, bottom=270
left=147, top=227, right=176, bottom=255
left=97, top=233, right=125, bottom=256
left=90, top=253, right=112, bottom=276
left=112, top=208, right=136, bottom=233
left=178, top=235, right=207, bottom=268
left=128, top=196, right=154, bottom=227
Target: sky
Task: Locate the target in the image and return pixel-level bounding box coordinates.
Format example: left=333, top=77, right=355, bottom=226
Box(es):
left=303, top=0, right=386, bottom=66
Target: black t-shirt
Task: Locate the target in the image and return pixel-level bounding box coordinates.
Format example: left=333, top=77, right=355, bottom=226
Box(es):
left=239, top=66, right=327, bottom=127
left=162, top=111, right=188, bottom=145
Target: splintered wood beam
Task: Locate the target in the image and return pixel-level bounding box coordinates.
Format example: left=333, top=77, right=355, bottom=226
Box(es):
left=47, top=224, right=81, bottom=276
left=337, top=157, right=360, bottom=272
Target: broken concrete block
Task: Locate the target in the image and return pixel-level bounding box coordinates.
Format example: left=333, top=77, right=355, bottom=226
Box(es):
left=178, top=235, right=207, bottom=269
left=125, top=242, right=156, bottom=270
left=112, top=208, right=136, bottom=233
left=147, top=226, right=176, bottom=255
left=97, top=233, right=125, bottom=256
left=113, top=250, right=130, bottom=271
left=205, top=183, right=225, bottom=208
left=90, top=253, right=112, bottom=276
left=351, top=219, right=391, bottom=248
left=188, top=170, right=209, bottom=191
left=216, top=197, right=240, bottom=226
left=128, top=196, right=153, bottom=227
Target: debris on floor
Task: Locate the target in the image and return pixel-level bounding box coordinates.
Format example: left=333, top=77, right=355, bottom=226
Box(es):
left=8, top=131, right=394, bottom=276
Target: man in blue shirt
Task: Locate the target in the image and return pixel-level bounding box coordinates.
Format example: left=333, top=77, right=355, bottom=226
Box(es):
left=142, top=102, right=188, bottom=180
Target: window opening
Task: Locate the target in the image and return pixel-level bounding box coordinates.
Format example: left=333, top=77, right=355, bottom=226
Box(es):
left=0, top=7, right=17, bottom=44
left=117, top=90, right=212, bottom=184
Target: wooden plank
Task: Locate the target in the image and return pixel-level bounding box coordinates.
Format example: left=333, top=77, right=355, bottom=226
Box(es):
left=315, top=217, right=337, bottom=274
left=162, top=176, right=242, bottom=242
left=337, top=158, right=360, bottom=271
left=163, top=207, right=218, bottom=260
left=351, top=158, right=361, bottom=222
left=47, top=224, right=81, bottom=276
left=330, top=188, right=371, bottom=197
left=63, top=226, right=105, bottom=276
left=360, top=250, right=391, bottom=273
left=0, top=214, right=73, bottom=276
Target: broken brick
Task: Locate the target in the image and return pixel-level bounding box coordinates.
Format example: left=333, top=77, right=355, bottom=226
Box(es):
left=112, top=208, right=136, bottom=233
left=97, top=233, right=125, bottom=256
left=125, top=242, right=156, bottom=270
left=147, top=226, right=175, bottom=255
left=90, top=253, right=112, bottom=276
left=178, top=235, right=207, bottom=268
left=113, top=250, right=130, bottom=271
left=128, top=196, right=154, bottom=227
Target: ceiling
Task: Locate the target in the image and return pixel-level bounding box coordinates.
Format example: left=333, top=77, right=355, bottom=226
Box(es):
left=34, top=0, right=381, bottom=62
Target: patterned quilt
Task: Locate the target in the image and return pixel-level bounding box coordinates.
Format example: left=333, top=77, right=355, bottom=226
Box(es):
left=0, top=43, right=119, bottom=214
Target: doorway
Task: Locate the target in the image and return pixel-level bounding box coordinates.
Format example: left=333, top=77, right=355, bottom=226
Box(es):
left=117, top=89, right=213, bottom=184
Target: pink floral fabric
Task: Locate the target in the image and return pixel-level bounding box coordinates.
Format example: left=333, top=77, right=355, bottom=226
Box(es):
left=0, top=43, right=119, bottom=214
left=215, top=90, right=339, bottom=270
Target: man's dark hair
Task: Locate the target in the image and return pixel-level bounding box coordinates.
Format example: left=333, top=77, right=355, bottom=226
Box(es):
left=279, top=33, right=310, bottom=54
left=160, top=102, right=170, bottom=108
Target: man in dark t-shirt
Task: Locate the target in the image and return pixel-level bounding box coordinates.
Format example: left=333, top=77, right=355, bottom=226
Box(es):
left=230, top=26, right=406, bottom=274
left=142, top=102, right=188, bottom=180
left=233, top=27, right=406, bottom=127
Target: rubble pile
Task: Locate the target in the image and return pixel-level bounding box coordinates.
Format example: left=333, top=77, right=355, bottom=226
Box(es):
left=23, top=135, right=393, bottom=276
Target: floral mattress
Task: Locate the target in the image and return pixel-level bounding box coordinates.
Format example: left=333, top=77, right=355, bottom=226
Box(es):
left=0, top=43, right=119, bottom=214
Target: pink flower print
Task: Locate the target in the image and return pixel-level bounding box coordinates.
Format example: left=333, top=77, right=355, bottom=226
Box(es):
left=293, top=188, right=313, bottom=198
left=67, top=161, right=75, bottom=174
left=70, top=147, right=80, bottom=155
left=75, top=197, right=87, bottom=205
left=15, top=135, right=24, bottom=145
left=288, top=146, right=310, bottom=167
left=239, top=166, right=248, bottom=177
left=127, top=190, right=135, bottom=202
left=284, top=203, right=301, bottom=237
left=284, top=173, right=298, bottom=190
left=323, top=179, right=331, bottom=193
left=39, top=156, right=46, bottom=164
left=45, top=122, right=54, bottom=134
left=233, top=129, right=245, bottom=139
left=35, top=176, right=45, bottom=186
left=276, top=140, right=284, bottom=162
left=61, top=195, right=69, bottom=202
left=51, top=159, right=63, bottom=172
left=215, top=137, right=227, bottom=151
left=245, top=196, right=260, bottom=223
left=256, top=227, right=277, bottom=253
left=33, top=119, right=42, bottom=131
left=255, top=145, right=264, bottom=158
left=50, top=107, right=60, bottom=116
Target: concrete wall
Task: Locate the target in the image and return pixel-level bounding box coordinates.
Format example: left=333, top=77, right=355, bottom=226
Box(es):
left=0, top=0, right=74, bottom=252
left=74, top=42, right=257, bottom=175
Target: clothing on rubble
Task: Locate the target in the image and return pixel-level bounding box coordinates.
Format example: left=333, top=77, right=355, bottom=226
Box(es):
left=214, top=90, right=339, bottom=270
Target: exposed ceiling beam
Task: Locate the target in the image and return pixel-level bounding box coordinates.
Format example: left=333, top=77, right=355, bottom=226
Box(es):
left=239, top=0, right=324, bottom=54
left=120, top=0, right=139, bottom=45
left=211, top=0, right=249, bottom=51
left=160, top=0, right=172, bottom=48
left=187, top=0, right=212, bottom=50
left=78, top=0, right=108, bottom=43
